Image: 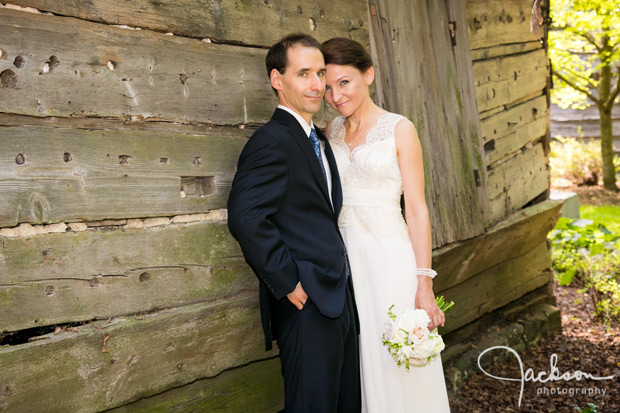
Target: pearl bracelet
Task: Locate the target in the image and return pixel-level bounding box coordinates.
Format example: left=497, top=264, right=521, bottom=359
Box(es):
left=416, top=268, right=437, bottom=279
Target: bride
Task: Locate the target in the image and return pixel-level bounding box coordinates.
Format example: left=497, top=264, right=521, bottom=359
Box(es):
left=322, top=38, right=451, bottom=412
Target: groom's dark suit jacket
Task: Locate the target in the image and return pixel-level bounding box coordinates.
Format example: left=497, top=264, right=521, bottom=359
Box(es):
left=227, top=108, right=350, bottom=350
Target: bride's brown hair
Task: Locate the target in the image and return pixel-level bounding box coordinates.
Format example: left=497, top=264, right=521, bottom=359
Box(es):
left=321, top=38, right=373, bottom=72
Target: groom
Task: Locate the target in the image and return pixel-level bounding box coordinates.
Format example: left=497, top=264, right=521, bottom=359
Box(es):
left=227, top=34, right=360, bottom=412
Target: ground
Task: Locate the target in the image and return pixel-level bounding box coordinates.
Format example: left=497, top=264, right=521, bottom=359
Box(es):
left=447, top=186, right=620, bottom=412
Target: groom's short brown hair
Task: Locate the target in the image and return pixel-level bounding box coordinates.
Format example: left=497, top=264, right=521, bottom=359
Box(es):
left=266, top=33, right=321, bottom=79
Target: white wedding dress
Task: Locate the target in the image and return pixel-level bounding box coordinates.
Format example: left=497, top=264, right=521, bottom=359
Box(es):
left=329, top=113, right=451, bottom=412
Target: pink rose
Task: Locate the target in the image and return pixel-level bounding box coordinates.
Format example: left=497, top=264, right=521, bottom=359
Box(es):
left=410, top=326, right=430, bottom=345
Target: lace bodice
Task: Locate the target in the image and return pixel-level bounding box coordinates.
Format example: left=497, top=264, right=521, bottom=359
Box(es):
left=328, top=112, right=409, bottom=237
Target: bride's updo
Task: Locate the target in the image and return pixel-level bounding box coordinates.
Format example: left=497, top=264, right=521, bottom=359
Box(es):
left=321, top=38, right=373, bottom=72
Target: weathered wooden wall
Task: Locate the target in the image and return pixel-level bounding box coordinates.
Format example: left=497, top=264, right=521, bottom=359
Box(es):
left=1, top=0, right=557, bottom=410
left=369, top=0, right=489, bottom=248
left=0, top=1, right=368, bottom=411
left=467, top=0, right=551, bottom=224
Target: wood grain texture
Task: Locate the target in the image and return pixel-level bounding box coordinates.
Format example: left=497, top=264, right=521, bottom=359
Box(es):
left=473, top=48, right=549, bottom=113
left=466, top=0, right=540, bottom=50
left=487, top=143, right=550, bottom=223
left=0, top=125, right=246, bottom=226
left=0, top=8, right=274, bottom=124
left=433, top=199, right=562, bottom=292
left=0, top=296, right=277, bottom=412
left=369, top=0, right=487, bottom=248
left=6, top=0, right=368, bottom=46
left=481, top=95, right=549, bottom=165
left=441, top=240, right=552, bottom=334
left=110, top=358, right=284, bottom=413
left=0, top=221, right=254, bottom=333
left=470, top=41, right=543, bottom=62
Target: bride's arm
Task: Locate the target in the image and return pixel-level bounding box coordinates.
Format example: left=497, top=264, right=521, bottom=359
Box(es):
left=394, top=119, right=445, bottom=331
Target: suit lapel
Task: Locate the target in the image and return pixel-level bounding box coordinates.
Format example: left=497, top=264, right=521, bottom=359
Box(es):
left=273, top=109, right=332, bottom=207
left=318, top=128, right=342, bottom=216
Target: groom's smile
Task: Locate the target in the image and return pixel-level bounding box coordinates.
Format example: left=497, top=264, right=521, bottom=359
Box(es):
left=270, top=44, right=326, bottom=124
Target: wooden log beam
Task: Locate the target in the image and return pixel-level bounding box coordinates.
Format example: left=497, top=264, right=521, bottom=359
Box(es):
left=5, top=0, right=368, bottom=47
left=0, top=221, right=256, bottom=333
left=0, top=295, right=276, bottom=412
left=433, top=199, right=562, bottom=292
left=0, top=8, right=275, bottom=124
left=110, top=358, right=284, bottom=412
left=0, top=125, right=246, bottom=226
left=473, top=49, right=549, bottom=113
left=440, top=240, right=552, bottom=335
left=466, top=0, right=540, bottom=50
left=481, top=95, right=549, bottom=165
left=487, top=142, right=549, bottom=223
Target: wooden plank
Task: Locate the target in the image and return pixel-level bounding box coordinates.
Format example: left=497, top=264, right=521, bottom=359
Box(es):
left=466, top=0, right=541, bottom=50
left=370, top=0, right=487, bottom=248
left=0, top=221, right=258, bottom=333
left=0, top=8, right=275, bottom=124
left=7, top=0, right=368, bottom=47
left=440, top=240, right=552, bottom=335
left=487, top=142, right=550, bottom=223
left=0, top=296, right=277, bottom=412
left=481, top=95, right=549, bottom=165
left=446, top=0, right=490, bottom=228
left=0, top=125, right=246, bottom=227
left=110, top=358, right=283, bottom=413
left=471, top=41, right=543, bottom=62
left=433, top=199, right=562, bottom=292
left=470, top=41, right=543, bottom=62
left=473, top=49, right=549, bottom=113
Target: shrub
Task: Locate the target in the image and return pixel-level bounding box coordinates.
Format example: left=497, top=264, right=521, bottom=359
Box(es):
left=549, top=216, right=620, bottom=323
left=550, top=136, right=603, bottom=186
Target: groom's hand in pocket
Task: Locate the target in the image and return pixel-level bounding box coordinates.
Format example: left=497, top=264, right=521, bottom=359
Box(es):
left=287, top=282, right=308, bottom=310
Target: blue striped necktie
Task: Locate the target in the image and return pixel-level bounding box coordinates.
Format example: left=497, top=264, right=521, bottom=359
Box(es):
left=309, top=128, right=327, bottom=183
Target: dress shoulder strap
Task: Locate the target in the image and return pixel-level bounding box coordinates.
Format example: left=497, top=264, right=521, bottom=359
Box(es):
left=374, top=112, right=407, bottom=142
left=328, top=116, right=346, bottom=141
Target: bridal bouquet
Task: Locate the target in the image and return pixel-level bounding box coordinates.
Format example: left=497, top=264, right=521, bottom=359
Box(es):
left=381, top=296, right=454, bottom=370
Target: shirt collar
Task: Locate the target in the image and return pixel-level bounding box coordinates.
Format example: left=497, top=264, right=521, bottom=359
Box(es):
left=278, top=104, right=314, bottom=137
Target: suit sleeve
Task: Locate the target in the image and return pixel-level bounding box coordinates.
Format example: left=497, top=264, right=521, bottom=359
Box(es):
left=227, top=131, right=299, bottom=300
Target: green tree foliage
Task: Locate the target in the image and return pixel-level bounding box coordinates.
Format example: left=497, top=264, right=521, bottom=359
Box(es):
left=548, top=0, right=620, bottom=191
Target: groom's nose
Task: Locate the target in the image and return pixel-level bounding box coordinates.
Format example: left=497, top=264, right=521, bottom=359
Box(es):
left=309, top=73, right=324, bottom=92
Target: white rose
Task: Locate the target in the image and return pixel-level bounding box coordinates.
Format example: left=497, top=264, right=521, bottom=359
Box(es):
left=400, top=344, right=414, bottom=359
left=410, top=325, right=430, bottom=345
left=411, top=309, right=431, bottom=329
left=395, top=308, right=417, bottom=332
left=392, top=329, right=406, bottom=345
left=433, top=336, right=445, bottom=353
left=415, top=340, right=436, bottom=358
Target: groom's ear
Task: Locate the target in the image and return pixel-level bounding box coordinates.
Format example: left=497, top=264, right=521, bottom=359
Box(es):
left=270, top=69, right=283, bottom=91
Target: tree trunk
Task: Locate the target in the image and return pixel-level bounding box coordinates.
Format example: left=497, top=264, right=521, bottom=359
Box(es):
left=598, top=45, right=617, bottom=191
left=599, top=105, right=617, bottom=191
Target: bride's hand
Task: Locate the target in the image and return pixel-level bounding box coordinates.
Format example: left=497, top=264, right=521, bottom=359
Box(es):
left=415, top=278, right=445, bottom=331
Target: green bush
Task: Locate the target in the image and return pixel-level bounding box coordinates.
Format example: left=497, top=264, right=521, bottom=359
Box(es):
left=550, top=136, right=620, bottom=186
left=548, top=216, right=620, bottom=322
left=550, top=136, right=603, bottom=186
